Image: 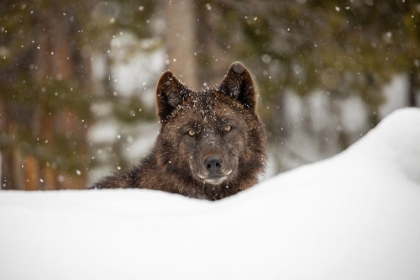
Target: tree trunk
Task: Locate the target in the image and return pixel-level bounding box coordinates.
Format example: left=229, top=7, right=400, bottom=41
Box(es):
left=408, top=68, right=418, bottom=107
left=162, top=0, right=199, bottom=89
left=195, top=2, right=231, bottom=87
left=0, top=102, right=12, bottom=190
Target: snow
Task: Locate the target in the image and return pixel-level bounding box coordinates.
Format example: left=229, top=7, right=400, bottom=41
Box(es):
left=1, top=108, right=420, bottom=280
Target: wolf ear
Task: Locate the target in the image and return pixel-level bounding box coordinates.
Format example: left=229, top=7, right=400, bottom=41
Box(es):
left=156, top=71, right=189, bottom=122
left=219, top=62, right=257, bottom=111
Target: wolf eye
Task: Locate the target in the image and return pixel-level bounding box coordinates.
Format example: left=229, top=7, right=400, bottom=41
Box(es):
left=188, top=129, right=196, bottom=137
left=224, top=125, right=232, bottom=132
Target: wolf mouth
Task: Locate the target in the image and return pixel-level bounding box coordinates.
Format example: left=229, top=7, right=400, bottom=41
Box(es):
left=198, top=170, right=232, bottom=185
left=203, top=176, right=228, bottom=185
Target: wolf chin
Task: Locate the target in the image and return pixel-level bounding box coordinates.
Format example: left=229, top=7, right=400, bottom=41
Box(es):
left=90, top=62, right=266, bottom=200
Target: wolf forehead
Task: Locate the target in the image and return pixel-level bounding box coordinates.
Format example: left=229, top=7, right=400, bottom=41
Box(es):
left=168, top=90, right=246, bottom=120
left=157, top=62, right=258, bottom=124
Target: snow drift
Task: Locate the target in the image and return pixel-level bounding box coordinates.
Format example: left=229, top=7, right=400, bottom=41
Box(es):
left=1, top=108, right=420, bottom=280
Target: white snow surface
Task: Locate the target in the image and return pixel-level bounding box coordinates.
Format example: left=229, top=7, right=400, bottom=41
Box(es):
left=1, top=108, right=420, bottom=280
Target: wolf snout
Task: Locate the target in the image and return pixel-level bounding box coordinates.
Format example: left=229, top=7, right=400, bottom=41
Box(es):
left=204, top=156, right=222, bottom=173
left=198, top=156, right=233, bottom=185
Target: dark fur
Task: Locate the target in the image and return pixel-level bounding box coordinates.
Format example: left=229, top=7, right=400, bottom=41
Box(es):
left=90, top=62, right=266, bottom=200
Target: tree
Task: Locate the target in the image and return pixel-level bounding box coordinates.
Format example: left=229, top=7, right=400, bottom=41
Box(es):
left=2, top=0, right=418, bottom=186
left=188, top=0, right=419, bottom=170
left=161, top=0, right=199, bottom=88
left=0, top=1, right=92, bottom=189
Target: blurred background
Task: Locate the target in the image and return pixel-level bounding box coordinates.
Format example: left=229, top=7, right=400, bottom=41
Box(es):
left=0, top=0, right=419, bottom=190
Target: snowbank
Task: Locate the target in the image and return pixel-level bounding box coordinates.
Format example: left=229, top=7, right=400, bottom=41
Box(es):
left=1, top=108, right=419, bottom=280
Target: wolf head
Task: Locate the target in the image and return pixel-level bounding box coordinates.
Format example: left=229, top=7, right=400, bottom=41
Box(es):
left=155, top=62, right=266, bottom=198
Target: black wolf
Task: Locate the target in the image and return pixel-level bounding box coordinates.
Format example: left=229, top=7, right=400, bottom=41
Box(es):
left=91, top=62, right=266, bottom=200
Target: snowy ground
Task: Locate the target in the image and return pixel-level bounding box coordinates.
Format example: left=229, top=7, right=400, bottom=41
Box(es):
left=1, top=108, right=420, bottom=280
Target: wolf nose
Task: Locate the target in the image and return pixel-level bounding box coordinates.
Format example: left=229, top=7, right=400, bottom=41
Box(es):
left=204, top=156, right=222, bottom=173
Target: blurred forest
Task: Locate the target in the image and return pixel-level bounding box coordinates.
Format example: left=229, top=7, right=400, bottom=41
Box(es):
left=0, top=0, right=419, bottom=190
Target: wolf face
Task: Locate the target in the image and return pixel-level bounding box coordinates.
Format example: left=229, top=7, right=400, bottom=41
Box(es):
left=91, top=62, right=266, bottom=200
left=155, top=62, right=265, bottom=190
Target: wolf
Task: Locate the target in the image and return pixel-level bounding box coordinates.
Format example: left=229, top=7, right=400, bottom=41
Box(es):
left=90, top=62, right=266, bottom=200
